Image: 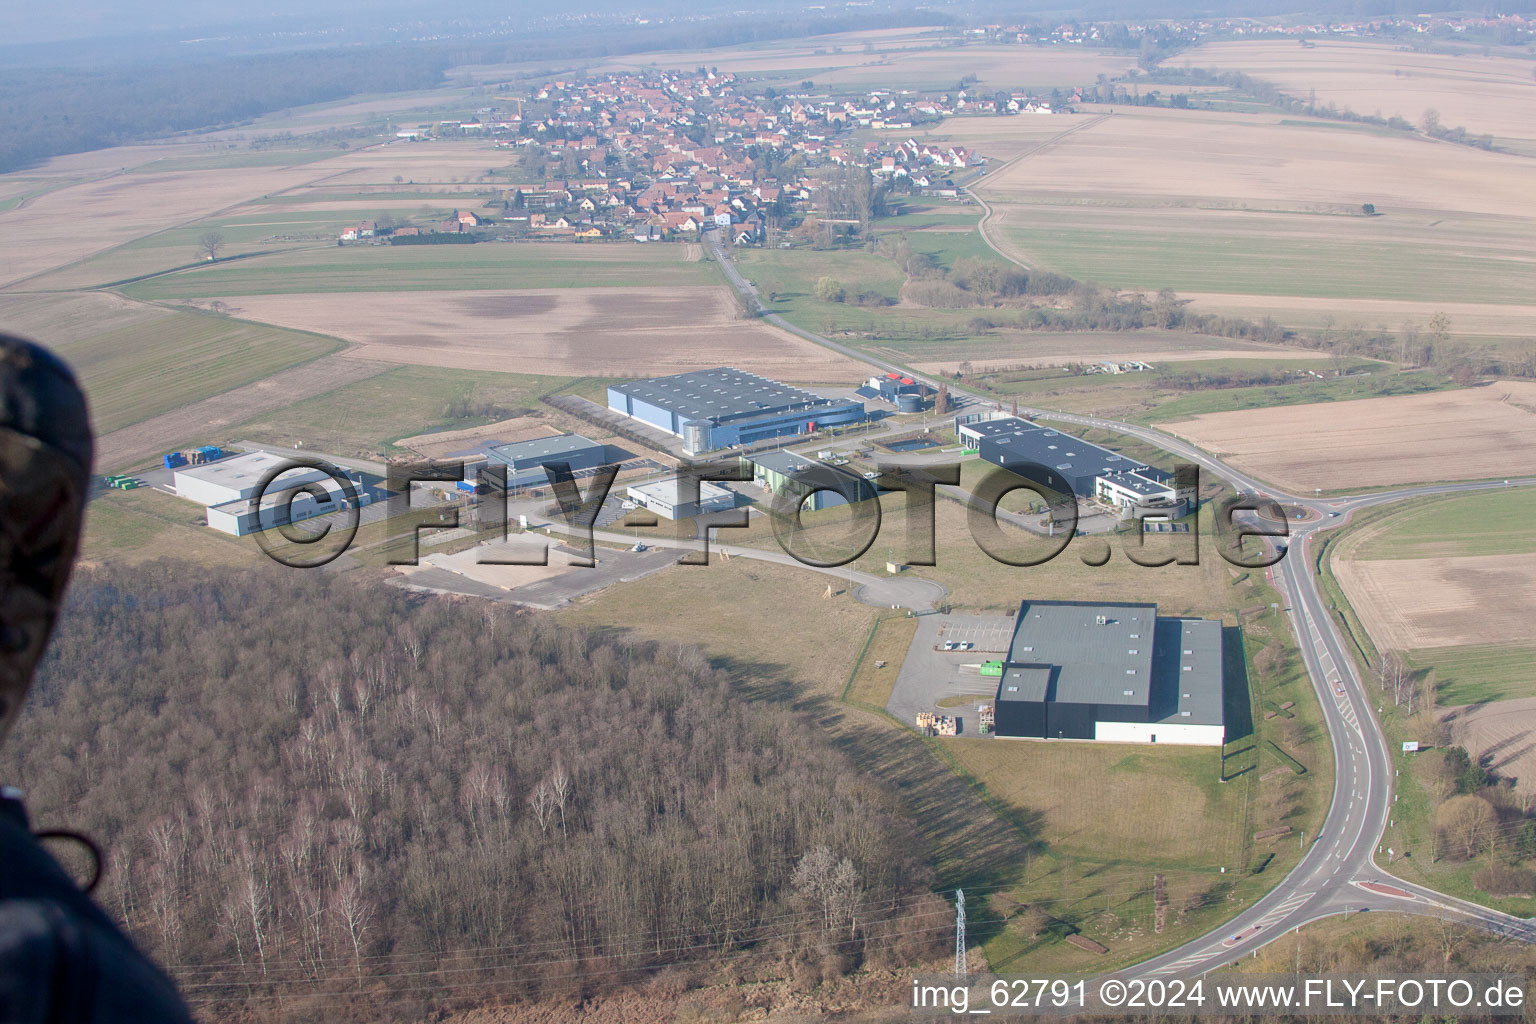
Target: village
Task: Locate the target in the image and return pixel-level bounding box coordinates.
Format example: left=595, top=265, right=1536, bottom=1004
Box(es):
left=339, top=68, right=1018, bottom=245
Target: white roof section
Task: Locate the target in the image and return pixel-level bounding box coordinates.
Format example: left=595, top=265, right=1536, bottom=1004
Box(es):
left=174, top=451, right=329, bottom=501
left=628, top=477, right=734, bottom=505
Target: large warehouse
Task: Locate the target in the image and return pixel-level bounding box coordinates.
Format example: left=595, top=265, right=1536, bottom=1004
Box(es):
left=607, top=368, right=866, bottom=455
left=993, top=600, right=1226, bottom=746
left=960, top=413, right=1190, bottom=516
left=173, top=450, right=370, bottom=537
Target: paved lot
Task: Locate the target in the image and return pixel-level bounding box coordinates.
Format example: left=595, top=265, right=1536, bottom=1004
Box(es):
left=393, top=543, right=678, bottom=609
left=885, top=613, right=1018, bottom=735
left=934, top=616, right=1014, bottom=653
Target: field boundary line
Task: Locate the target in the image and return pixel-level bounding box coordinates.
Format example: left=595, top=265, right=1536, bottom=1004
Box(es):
left=966, top=114, right=1110, bottom=272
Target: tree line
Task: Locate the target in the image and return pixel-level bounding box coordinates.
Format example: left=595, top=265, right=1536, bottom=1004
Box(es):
left=0, top=49, right=449, bottom=174
left=2, top=565, right=943, bottom=1020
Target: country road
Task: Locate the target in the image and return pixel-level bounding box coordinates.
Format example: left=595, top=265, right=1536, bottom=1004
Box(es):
left=703, top=223, right=1536, bottom=973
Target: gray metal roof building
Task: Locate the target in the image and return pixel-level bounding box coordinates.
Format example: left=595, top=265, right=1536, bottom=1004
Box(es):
left=606, top=368, right=866, bottom=454
left=485, top=434, right=609, bottom=472
left=994, top=600, right=1225, bottom=745
left=611, top=368, right=824, bottom=423
left=980, top=426, right=1151, bottom=497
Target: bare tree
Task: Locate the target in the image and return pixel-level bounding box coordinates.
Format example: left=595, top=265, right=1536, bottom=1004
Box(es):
left=529, top=779, right=554, bottom=834
left=550, top=762, right=571, bottom=837
left=198, top=231, right=225, bottom=261
left=1437, top=794, right=1497, bottom=859
left=1378, top=651, right=1410, bottom=706
left=333, top=869, right=372, bottom=984
left=791, top=845, right=862, bottom=937
left=1428, top=311, right=1451, bottom=352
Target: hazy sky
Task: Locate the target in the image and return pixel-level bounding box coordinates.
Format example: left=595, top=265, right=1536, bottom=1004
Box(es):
left=6, top=0, right=540, bottom=45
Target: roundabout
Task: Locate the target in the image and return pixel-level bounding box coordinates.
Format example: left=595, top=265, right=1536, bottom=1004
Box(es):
left=1256, top=500, right=1321, bottom=525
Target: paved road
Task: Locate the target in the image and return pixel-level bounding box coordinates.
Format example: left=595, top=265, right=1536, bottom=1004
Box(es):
left=706, top=224, right=1536, bottom=967
left=515, top=499, right=951, bottom=612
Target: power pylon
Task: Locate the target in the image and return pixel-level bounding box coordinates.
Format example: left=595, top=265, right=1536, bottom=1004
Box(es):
left=954, top=889, right=967, bottom=977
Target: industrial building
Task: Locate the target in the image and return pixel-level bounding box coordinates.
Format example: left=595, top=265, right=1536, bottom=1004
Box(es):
left=173, top=450, right=370, bottom=537
left=743, top=450, right=878, bottom=512
left=993, top=600, right=1225, bottom=746
left=483, top=434, right=611, bottom=488
left=855, top=373, right=929, bottom=413
left=626, top=476, right=737, bottom=520
left=607, top=368, right=866, bottom=455
left=958, top=413, right=1191, bottom=517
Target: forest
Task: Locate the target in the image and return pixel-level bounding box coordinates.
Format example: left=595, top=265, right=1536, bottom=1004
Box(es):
left=0, top=50, right=449, bottom=174
left=1, top=565, right=945, bottom=1020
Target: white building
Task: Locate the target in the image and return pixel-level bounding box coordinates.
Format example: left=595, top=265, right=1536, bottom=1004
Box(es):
left=174, top=450, right=368, bottom=537
left=626, top=477, right=737, bottom=520
left=173, top=451, right=330, bottom=508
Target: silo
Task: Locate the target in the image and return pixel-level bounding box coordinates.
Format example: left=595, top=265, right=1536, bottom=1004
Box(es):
left=682, top=419, right=713, bottom=455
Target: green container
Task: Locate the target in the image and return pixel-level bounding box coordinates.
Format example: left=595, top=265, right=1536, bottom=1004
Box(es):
left=979, top=660, right=1004, bottom=677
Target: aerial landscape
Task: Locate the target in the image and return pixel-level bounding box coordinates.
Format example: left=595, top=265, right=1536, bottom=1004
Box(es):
left=1, top=0, right=1535, bottom=1019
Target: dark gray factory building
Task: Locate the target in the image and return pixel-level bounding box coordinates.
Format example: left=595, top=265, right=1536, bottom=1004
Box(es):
left=994, top=600, right=1225, bottom=746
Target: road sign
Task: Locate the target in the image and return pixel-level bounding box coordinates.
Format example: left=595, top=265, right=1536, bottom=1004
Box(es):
left=1402, top=741, right=1420, bottom=753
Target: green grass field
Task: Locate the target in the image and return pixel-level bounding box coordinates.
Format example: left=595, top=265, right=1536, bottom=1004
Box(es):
left=1141, top=369, right=1454, bottom=422
left=1353, top=489, right=1536, bottom=561
left=1406, top=644, right=1536, bottom=706
left=55, top=310, right=339, bottom=433
left=996, top=206, right=1536, bottom=306
left=946, top=740, right=1240, bottom=864
left=81, top=488, right=259, bottom=567
left=225, top=364, right=581, bottom=457
left=123, top=242, right=715, bottom=297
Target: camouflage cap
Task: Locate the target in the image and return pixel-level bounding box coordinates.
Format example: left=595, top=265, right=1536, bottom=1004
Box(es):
left=0, top=335, right=94, bottom=747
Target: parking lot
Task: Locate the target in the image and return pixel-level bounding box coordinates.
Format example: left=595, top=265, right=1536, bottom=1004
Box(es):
left=933, top=617, right=1013, bottom=653
left=885, top=613, right=1018, bottom=736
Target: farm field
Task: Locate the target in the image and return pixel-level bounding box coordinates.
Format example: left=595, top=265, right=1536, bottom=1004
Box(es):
left=1351, top=488, right=1536, bottom=561
left=576, top=26, right=1138, bottom=93
left=208, top=286, right=867, bottom=381
left=1446, top=698, right=1536, bottom=795
left=223, top=364, right=576, bottom=458
left=1332, top=552, right=1536, bottom=651
left=287, top=139, right=511, bottom=185
left=972, top=105, right=1536, bottom=338
left=990, top=202, right=1536, bottom=308
left=92, top=354, right=393, bottom=471
left=0, top=292, right=339, bottom=435
left=1329, top=488, right=1536, bottom=707
left=32, top=205, right=498, bottom=291
left=1163, top=381, right=1536, bottom=491
left=979, top=108, right=1533, bottom=217
left=0, top=159, right=344, bottom=289
left=1187, top=40, right=1536, bottom=154
left=945, top=359, right=1437, bottom=422
left=905, top=332, right=1328, bottom=375
left=122, top=242, right=714, bottom=298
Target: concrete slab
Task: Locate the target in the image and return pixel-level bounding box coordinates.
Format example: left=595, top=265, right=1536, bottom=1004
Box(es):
left=885, top=613, right=1018, bottom=735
